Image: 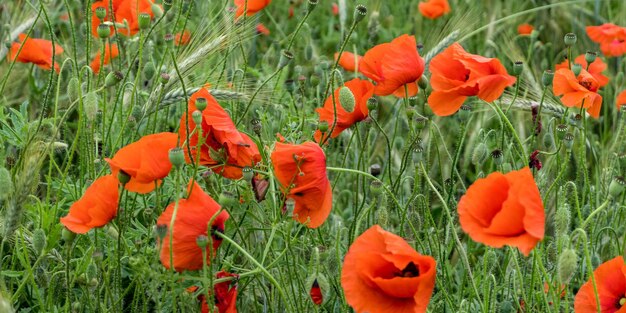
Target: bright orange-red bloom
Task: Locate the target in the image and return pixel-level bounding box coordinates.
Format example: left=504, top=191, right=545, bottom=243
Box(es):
left=553, top=68, right=603, bottom=118
left=359, top=35, right=425, bottom=97
left=175, top=30, right=191, bottom=46
left=179, top=88, right=261, bottom=179
left=201, top=271, right=239, bottom=313
left=517, top=23, right=534, bottom=35
left=314, top=78, right=375, bottom=143
left=106, top=132, right=178, bottom=194
left=574, top=256, right=626, bottom=313
left=335, top=52, right=362, bottom=72
left=586, top=24, right=626, bottom=57
left=617, top=90, right=626, bottom=110
left=428, top=43, right=516, bottom=116
left=60, top=174, right=119, bottom=234
left=270, top=142, right=332, bottom=228
left=341, top=225, right=437, bottom=313
left=234, top=0, right=271, bottom=18
left=8, top=34, right=64, bottom=72
left=91, top=0, right=159, bottom=38
left=458, top=167, right=545, bottom=256
left=157, top=180, right=229, bottom=272
left=555, top=54, right=609, bottom=88
left=256, top=23, right=270, bottom=36
left=418, top=0, right=450, bottom=19
left=90, top=43, right=119, bottom=74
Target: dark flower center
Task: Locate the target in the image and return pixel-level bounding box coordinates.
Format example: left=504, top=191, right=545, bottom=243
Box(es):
left=397, top=261, right=420, bottom=278
left=580, top=80, right=593, bottom=90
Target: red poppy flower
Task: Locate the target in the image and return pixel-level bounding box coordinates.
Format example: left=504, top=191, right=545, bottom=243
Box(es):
left=553, top=68, right=603, bottom=118
left=91, top=0, right=158, bottom=38
left=175, top=30, right=191, bottom=46
left=418, top=0, right=450, bottom=19
left=427, top=42, right=516, bottom=116
left=314, top=78, right=375, bottom=143
left=179, top=88, right=261, bottom=179
left=199, top=271, right=239, bottom=313
left=586, top=24, right=626, bottom=57
left=335, top=52, right=362, bottom=72
left=341, top=225, right=437, bottom=313
left=256, top=23, right=270, bottom=36
left=555, top=54, right=609, bottom=87
left=157, top=180, right=229, bottom=272
left=234, top=0, right=271, bottom=18
left=332, top=3, right=339, bottom=16
left=60, top=174, right=119, bottom=234
left=458, top=167, right=545, bottom=256
left=270, top=142, right=332, bottom=228
left=8, top=33, right=64, bottom=72
left=359, top=34, right=425, bottom=97
left=574, top=256, right=626, bottom=313
left=617, top=90, right=626, bottom=110
left=310, top=279, right=323, bottom=305
left=517, top=23, right=534, bottom=36
left=90, top=43, right=119, bottom=74
left=105, top=132, right=178, bottom=194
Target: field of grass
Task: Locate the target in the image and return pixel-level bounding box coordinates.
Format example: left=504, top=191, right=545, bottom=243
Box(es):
left=1, top=0, right=626, bottom=312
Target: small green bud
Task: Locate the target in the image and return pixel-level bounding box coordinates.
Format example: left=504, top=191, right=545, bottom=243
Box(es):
left=353, top=5, right=368, bottom=24
left=366, top=98, right=378, bottom=111
left=95, top=7, right=107, bottom=20
left=318, top=120, right=329, bottom=133
left=406, top=107, right=416, bottom=120
left=118, top=170, right=131, bottom=185
left=97, top=24, right=110, bottom=38
left=195, top=97, right=208, bottom=111
left=418, top=76, right=428, bottom=90
left=542, top=70, right=554, bottom=86
left=143, top=61, right=156, bottom=80
left=168, top=147, right=185, bottom=167
left=307, top=0, right=318, bottom=12
left=369, top=180, right=383, bottom=196
left=160, top=72, right=170, bottom=84
left=513, top=61, right=523, bottom=76
left=105, top=71, right=124, bottom=87
left=556, top=124, right=568, bottom=140
left=67, top=77, right=80, bottom=102
left=32, top=228, right=46, bottom=256
left=369, top=164, right=381, bottom=177
left=414, top=115, right=428, bottom=130
left=377, top=205, right=388, bottom=227
left=242, top=167, right=254, bottom=182
left=555, top=204, right=570, bottom=237
left=106, top=225, right=118, bottom=239
left=196, top=235, right=209, bottom=248
left=543, top=132, right=555, bottom=150
left=471, top=142, right=489, bottom=166
left=585, top=51, right=597, bottom=64
left=151, top=3, right=164, bottom=18
left=138, top=13, right=151, bottom=30
left=192, top=110, right=202, bottom=125
left=83, top=92, right=99, bottom=122
left=278, top=50, right=294, bottom=69
left=339, top=86, right=355, bottom=112
left=457, top=104, right=472, bottom=121
left=609, top=176, right=626, bottom=198
left=155, top=224, right=168, bottom=242
left=219, top=191, right=237, bottom=208
left=557, top=248, right=578, bottom=283
left=62, top=228, right=76, bottom=243
left=304, top=45, right=314, bottom=61
left=571, top=63, right=582, bottom=76
left=564, top=33, right=577, bottom=46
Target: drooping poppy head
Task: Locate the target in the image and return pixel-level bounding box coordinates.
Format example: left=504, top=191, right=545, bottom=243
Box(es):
left=586, top=24, right=626, bottom=57
left=314, top=78, right=375, bottom=143
left=179, top=88, right=261, bottom=179
left=457, top=167, right=545, bottom=256
left=105, top=132, right=178, bottom=194
left=90, top=43, right=120, bottom=74
left=270, top=142, right=332, bottom=228
left=427, top=42, right=516, bottom=116
left=553, top=68, right=603, bottom=118
left=157, top=180, right=229, bottom=272
left=234, top=0, right=272, bottom=18
left=8, top=34, right=64, bottom=72
left=335, top=52, right=362, bottom=72
left=174, top=30, right=191, bottom=46
left=60, top=174, right=119, bottom=234
left=256, top=23, right=270, bottom=36
left=574, top=256, right=626, bottom=312
left=617, top=90, right=626, bottom=110
left=341, top=225, right=437, bottom=313
left=418, top=0, right=450, bottom=19
left=359, top=34, right=425, bottom=97
left=91, top=0, right=158, bottom=37
left=517, top=23, right=534, bottom=35
left=555, top=54, right=609, bottom=88
left=200, top=271, right=239, bottom=313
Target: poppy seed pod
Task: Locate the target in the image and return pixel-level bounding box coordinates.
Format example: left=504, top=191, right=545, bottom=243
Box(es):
left=278, top=50, right=294, bottom=69
left=457, top=104, right=472, bottom=121
left=192, top=110, right=203, bottom=125
left=369, top=164, right=381, bottom=177
left=571, top=63, right=582, bottom=76
left=338, top=86, right=356, bottom=112
left=557, top=249, right=578, bottom=283
left=585, top=51, right=597, bottom=64
left=168, top=147, right=185, bottom=167
left=138, top=13, right=151, bottom=30
left=564, top=33, right=577, bottom=46
left=563, top=133, right=575, bottom=150
left=353, top=5, right=367, bottom=24
left=307, top=0, right=318, bottom=12
left=366, top=98, right=377, bottom=111
left=369, top=180, right=383, bottom=196
left=105, top=71, right=124, bottom=87
left=556, top=124, right=568, bottom=140
left=542, top=70, right=554, bottom=86
left=242, top=167, right=254, bottom=182
left=196, top=235, right=209, bottom=248
left=491, top=149, right=503, bottom=165
left=195, top=97, right=208, bottom=111
left=513, top=61, right=524, bottom=76
left=251, top=118, right=262, bottom=135
left=97, top=24, right=111, bottom=38
left=160, top=72, right=170, bottom=84
left=609, top=176, right=626, bottom=198
left=95, top=7, right=107, bottom=19
left=414, top=115, right=428, bottom=130
left=318, top=120, right=329, bottom=133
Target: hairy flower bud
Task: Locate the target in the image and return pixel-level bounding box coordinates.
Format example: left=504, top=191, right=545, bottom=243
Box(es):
left=557, top=248, right=578, bottom=283
left=339, top=86, right=356, bottom=112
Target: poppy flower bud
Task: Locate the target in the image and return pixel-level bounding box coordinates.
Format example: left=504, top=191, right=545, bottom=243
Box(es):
left=219, top=191, right=237, bottom=208
left=152, top=3, right=164, bottom=18
left=609, top=176, right=626, bottom=198
left=284, top=198, right=296, bottom=215
left=105, top=71, right=124, bottom=87
left=542, top=70, right=554, bottom=86
left=584, top=51, right=597, bottom=64
left=307, top=0, right=318, bottom=12
left=251, top=118, right=262, bottom=135
left=192, top=110, right=202, bottom=125
left=339, top=86, right=355, bottom=112
left=369, top=180, right=383, bottom=196
left=513, top=61, right=524, bottom=76
left=168, top=147, right=185, bottom=167
left=143, top=61, right=156, bottom=80
left=32, top=228, right=46, bottom=256
left=471, top=142, right=489, bottom=165
left=564, top=33, right=577, bottom=46
left=317, top=120, right=329, bottom=133
left=278, top=50, right=294, bottom=69
left=95, top=7, right=107, bottom=19
left=195, top=97, right=207, bottom=111
left=155, top=224, right=168, bottom=242
left=556, top=124, right=568, bottom=140
left=67, top=77, right=80, bottom=102
left=106, top=224, right=119, bottom=239
left=353, top=5, right=367, bottom=24
left=160, top=73, right=170, bottom=85
left=305, top=45, right=314, bottom=60
left=196, top=235, right=209, bottom=248
left=555, top=204, right=570, bottom=237
left=0, top=167, right=13, bottom=201
left=557, top=249, right=578, bottom=283
left=563, top=133, right=575, bottom=150
left=571, top=63, right=582, bottom=76
left=332, top=69, right=344, bottom=86
left=138, top=13, right=151, bottom=30
left=310, top=75, right=320, bottom=87
left=543, top=132, right=555, bottom=150
left=418, top=76, right=429, bottom=90
left=491, top=149, right=503, bottom=165
left=369, top=164, right=381, bottom=177
left=377, top=205, right=388, bottom=227
left=62, top=227, right=76, bottom=243
left=84, top=91, right=99, bottom=122
left=366, top=98, right=378, bottom=111
left=414, top=115, right=428, bottom=130
left=242, top=167, right=254, bottom=182
left=97, top=24, right=111, bottom=38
